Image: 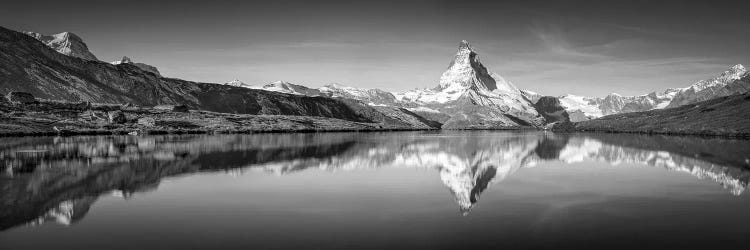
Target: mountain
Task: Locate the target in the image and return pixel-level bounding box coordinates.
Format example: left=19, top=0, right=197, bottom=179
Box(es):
left=25, top=31, right=98, bottom=61
left=394, top=40, right=544, bottom=128
left=110, top=56, right=161, bottom=76
left=318, top=83, right=399, bottom=106
left=557, top=64, right=748, bottom=120
left=0, top=26, right=424, bottom=126
left=223, top=41, right=544, bottom=128
left=667, top=64, right=749, bottom=107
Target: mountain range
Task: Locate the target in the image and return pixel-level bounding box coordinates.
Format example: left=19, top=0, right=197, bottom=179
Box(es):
left=2, top=25, right=750, bottom=131
left=0, top=26, right=440, bottom=129
left=221, top=42, right=748, bottom=125
left=532, top=64, right=748, bottom=121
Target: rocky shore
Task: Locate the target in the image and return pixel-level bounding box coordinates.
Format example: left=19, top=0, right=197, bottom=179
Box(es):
left=0, top=93, right=433, bottom=137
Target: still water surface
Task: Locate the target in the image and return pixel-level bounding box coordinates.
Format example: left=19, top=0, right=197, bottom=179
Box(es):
left=1, top=131, right=749, bottom=249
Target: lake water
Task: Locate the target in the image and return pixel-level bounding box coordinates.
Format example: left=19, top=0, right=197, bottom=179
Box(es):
left=1, top=131, right=749, bottom=249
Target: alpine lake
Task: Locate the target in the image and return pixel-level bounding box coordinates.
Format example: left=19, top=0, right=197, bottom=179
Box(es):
left=2, top=131, right=749, bottom=249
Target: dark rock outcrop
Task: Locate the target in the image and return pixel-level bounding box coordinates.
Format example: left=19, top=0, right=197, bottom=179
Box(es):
left=533, top=96, right=570, bottom=124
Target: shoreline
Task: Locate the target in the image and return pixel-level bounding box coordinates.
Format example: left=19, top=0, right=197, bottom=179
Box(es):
left=2, top=126, right=749, bottom=139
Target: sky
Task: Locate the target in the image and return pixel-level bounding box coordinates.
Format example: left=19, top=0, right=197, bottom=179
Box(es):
left=1, top=0, right=749, bottom=96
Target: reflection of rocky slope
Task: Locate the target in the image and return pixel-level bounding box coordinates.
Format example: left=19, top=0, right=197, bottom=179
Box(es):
left=558, top=135, right=750, bottom=195
left=2, top=132, right=749, bottom=230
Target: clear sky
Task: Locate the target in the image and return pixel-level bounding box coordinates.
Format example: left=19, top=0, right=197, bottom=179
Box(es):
left=1, top=0, right=749, bottom=96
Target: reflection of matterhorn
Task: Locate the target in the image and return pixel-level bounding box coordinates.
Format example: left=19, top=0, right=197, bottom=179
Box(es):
left=250, top=132, right=750, bottom=214
left=441, top=165, right=498, bottom=215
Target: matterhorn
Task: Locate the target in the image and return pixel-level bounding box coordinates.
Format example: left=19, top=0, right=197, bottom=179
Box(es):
left=396, top=40, right=545, bottom=128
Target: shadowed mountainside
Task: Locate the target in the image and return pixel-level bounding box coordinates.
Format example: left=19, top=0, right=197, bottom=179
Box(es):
left=0, top=26, right=433, bottom=128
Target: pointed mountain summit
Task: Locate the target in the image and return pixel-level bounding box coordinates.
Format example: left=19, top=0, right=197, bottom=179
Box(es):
left=438, top=40, right=497, bottom=92
left=395, top=40, right=544, bottom=128
left=25, top=31, right=99, bottom=61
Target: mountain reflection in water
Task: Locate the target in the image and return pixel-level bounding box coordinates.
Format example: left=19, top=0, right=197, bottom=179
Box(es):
left=1, top=131, right=749, bottom=231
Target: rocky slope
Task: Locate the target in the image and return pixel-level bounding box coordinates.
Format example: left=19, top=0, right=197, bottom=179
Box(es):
left=0, top=26, right=433, bottom=128
left=0, top=94, right=436, bottom=136
left=259, top=81, right=322, bottom=96
left=558, top=89, right=750, bottom=137
left=24, top=31, right=99, bottom=61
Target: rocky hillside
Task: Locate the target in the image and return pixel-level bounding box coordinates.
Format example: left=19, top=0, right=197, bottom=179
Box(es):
left=0, top=26, right=433, bottom=127
left=553, top=64, right=748, bottom=120
left=558, top=90, right=750, bottom=137
left=668, top=64, right=749, bottom=107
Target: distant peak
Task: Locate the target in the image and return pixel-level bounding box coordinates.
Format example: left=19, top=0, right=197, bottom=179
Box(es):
left=269, top=80, right=289, bottom=85
left=325, top=83, right=346, bottom=88
left=25, top=30, right=99, bottom=61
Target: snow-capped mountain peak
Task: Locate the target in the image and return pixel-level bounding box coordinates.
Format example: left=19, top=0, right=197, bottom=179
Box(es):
left=25, top=31, right=99, bottom=61
left=686, top=64, right=746, bottom=92
left=438, top=40, right=498, bottom=92
left=667, top=64, right=749, bottom=108
left=110, top=56, right=161, bottom=76
left=225, top=79, right=253, bottom=88
left=110, top=56, right=132, bottom=65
